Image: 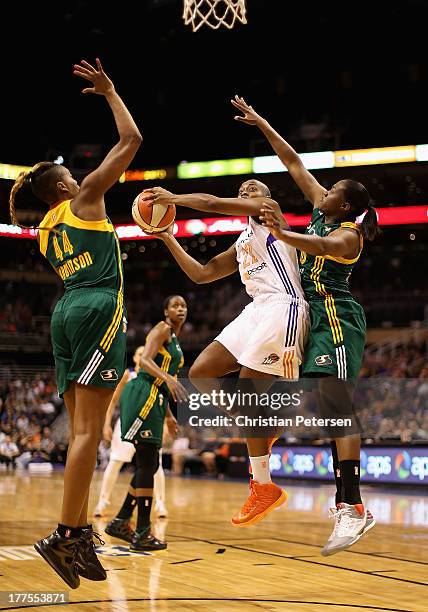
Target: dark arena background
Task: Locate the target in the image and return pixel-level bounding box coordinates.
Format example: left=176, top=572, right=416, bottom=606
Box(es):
left=0, top=1, right=427, bottom=611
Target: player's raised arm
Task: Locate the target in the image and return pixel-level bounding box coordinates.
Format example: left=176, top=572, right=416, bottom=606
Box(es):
left=143, top=186, right=288, bottom=223
left=231, top=96, right=325, bottom=208
left=260, top=203, right=360, bottom=258
left=157, top=225, right=238, bottom=283
left=71, top=59, right=142, bottom=220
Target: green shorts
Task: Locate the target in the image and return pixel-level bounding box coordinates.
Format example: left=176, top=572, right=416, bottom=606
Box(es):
left=303, top=297, right=366, bottom=380
left=120, top=375, right=167, bottom=447
left=51, top=288, right=127, bottom=397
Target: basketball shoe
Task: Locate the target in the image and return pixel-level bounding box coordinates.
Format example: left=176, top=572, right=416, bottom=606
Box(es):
left=34, top=530, right=80, bottom=589
left=76, top=528, right=107, bottom=581
left=105, top=518, right=134, bottom=543
left=130, top=529, right=167, bottom=552
left=321, top=503, right=376, bottom=556
left=231, top=480, right=287, bottom=526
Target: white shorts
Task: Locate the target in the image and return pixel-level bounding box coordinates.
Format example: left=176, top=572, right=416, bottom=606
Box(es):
left=110, top=418, right=135, bottom=463
left=215, top=298, right=309, bottom=379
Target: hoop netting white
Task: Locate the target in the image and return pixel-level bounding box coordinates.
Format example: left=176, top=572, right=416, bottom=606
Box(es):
left=183, top=0, right=247, bottom=32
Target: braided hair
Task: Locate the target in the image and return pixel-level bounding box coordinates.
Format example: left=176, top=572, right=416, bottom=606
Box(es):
left=9, top=162, right=64, bottom=231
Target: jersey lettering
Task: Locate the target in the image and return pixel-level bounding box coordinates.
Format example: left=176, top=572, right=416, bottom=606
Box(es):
left=62, top=230, right=74, bottom=255
left=53, top=235, right=63, bottom=261
left=57, top=251, right=94, bottom=280
left=241, top=243, right=258, bottom=268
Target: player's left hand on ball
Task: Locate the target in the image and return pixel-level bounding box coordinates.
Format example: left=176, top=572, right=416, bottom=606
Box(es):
left=142, top=186, right=174, bottom=205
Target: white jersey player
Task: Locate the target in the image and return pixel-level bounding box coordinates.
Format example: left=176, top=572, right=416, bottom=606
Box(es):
left=216, top=214, right=308, bottom=380
left=148, top=179, right=309, bottom=527
left=94, top=346, right=168, bottom=518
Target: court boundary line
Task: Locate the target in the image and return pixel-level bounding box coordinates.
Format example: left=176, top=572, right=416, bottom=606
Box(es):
left=168, top=521, right=428, bottom=566
left=0, top=598, right=413, bottom=611
left=167, top=532, right=428, bottom=587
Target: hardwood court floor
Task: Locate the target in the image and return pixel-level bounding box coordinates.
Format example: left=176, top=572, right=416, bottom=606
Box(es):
left=0, top=471, right=427, bottom=611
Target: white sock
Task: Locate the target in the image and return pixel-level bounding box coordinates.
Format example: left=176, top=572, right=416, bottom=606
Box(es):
left=154, top=455, right=166, bottom=504
left=249, top=455, right=271, bottom=484
left=98, top=459, right=123, bottom=505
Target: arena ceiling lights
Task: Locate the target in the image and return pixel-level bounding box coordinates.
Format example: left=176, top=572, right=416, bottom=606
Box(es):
left=3, top=143, right=428, bottom=183
left=1, top=205, right=427, bottom=241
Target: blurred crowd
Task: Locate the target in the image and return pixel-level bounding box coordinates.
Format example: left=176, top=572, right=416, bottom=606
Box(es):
left=0, top=339, right=427, bottom=475
left=0, top=373, right=66, bottom=471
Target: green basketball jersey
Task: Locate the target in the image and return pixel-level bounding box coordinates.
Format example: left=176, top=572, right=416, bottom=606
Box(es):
left=140, top=327, right=184, bottom=393
left=38, top=199, right=123, bottom=293
left=299, top=208, right=363, bottom=301
left=123, top=326, right=184, bottom=425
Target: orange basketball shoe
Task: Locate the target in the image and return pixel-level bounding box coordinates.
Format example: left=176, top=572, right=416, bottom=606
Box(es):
left=231, top=480, right=287, bottom=527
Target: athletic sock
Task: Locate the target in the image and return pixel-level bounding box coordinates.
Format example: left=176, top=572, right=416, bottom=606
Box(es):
left=330, top=441, right=343, bottom=506
left=57, top=524, right=83, bottom=539
left=340, top=459, right=362, bottom=505
left=136, top=493, right=153, bottom=532
left=117, top=475, right=137, bottom=520
left=249, top=455, right=271, bottom=484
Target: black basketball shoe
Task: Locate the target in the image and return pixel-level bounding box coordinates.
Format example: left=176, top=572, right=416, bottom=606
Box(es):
left=76, top=528, right=107, bottom=581
left=105, top=518, right=134, bottom=543
left=34, top=530, right=80, bottom=589
left=130, top=529, right=167, bottom=552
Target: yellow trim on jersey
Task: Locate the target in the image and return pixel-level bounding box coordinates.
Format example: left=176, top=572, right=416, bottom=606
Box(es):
left=154, top=346, right=172, bottom=387
left=324, top=295, right=344, bottom=345
left=324, top=253, right=361, bottom=264
left=100, top=292, right=124, bottom=352
left=38, top=200, right=114, bottom=257
left=99, top=232, right=124, bottom=352
left=310, top=256, right=328, bottom=296
left=323, top=223, right=364, bottom=264
left=139, top=384, right=159, bottom=420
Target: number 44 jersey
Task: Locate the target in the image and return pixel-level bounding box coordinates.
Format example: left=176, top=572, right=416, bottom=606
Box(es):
left=38, top=199, right=123, bottom=292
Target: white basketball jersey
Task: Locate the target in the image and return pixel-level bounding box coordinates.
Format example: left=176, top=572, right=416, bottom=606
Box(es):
left=235, top=217, right=305, bottom=302
left=128, top=367, right=138, bottom=380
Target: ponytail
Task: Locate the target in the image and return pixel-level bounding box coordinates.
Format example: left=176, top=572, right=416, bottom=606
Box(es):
left=9, top=162, right=63, bottom=233
left=342, top=180, right=381, bottom=241
left=9, top=170, right=35, bottom=230
left=360, top=204, right=381, bottom=241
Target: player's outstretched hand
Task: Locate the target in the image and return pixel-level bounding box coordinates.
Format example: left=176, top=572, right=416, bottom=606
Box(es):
left=260, top=203, right=288, bottom=240
left=73, top=58, right=115, bottom=96
left=231, top=95, right=264, bottom=125
left=142, top=186, right=174, bottom=206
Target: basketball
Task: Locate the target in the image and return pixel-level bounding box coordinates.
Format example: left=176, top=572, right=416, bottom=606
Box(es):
left=132, top=191, right=176, bottom=233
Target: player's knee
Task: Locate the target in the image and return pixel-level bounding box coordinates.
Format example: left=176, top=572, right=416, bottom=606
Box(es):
left=189, top=359, right=211, bottom=380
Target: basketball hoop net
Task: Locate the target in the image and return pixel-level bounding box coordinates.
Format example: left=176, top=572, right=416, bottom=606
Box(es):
left=183, top=0, right=247, bottom=32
